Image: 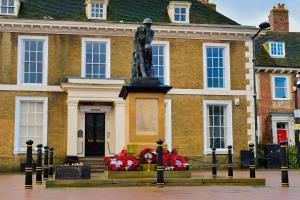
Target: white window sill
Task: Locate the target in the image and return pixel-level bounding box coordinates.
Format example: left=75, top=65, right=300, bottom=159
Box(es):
left=204, top=148, right=234, bottom=155
left=272, top=98, right=290, bottom=101
left=270, top=55, right=285, bottom=58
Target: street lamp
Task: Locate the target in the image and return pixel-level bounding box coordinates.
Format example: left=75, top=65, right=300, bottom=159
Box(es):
left=251, top=22, right=270, bottom=164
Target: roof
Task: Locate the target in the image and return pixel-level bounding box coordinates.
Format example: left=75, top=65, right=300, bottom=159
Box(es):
left=255, top=32, right=300, bottom=68
left=14, top=0, right=238, bottom=25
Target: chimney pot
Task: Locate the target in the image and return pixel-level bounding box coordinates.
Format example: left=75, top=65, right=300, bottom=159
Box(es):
left=269, top=3, right=289, bottom=32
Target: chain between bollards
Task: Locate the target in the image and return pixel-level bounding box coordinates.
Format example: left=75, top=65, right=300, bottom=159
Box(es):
left=249, top=143, right=256, bottom=178
left=49, top=147, right=54, bottom=178
left=211, top=147, right=217, bottom=178
left=280, top=140, right=289, bottom=187
left=227, top=145, right=233, bottom=178
left=36, top=144, right=43, bottom=184
left=156, top=139, right=164, bottom=186
left=25, top=140, right=33, bottom=189
left=43, top=146, right=49, bottom=180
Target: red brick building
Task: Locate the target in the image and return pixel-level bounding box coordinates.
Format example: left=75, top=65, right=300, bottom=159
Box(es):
left=255, top=3, right=300, bottom=145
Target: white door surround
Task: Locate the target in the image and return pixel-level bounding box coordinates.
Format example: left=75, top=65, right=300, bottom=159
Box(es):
left=271, top=113, right=295, bottom=145
left=61, top=78, right=126, bottom=157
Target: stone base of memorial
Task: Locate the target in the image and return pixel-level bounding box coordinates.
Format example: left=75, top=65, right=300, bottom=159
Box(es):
left=55, top=165, right=91, bottom=179
left=105, top=170, right=191, bottom=179
left=119, top=78, right=172, bottom=154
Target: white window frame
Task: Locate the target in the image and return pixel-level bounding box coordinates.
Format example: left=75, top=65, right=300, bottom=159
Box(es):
left=203, top=43, right=231, bottom=90
left=86, top=0, right=108, bottom=20
left=81, top=38, right=111, bottom=79
left=0, top=0, right=20, bottom=16
left=269, top=42, right=285, bottom=58
left=14, top=96, right=48, bottom=154
left=203, top=100, right=233, bottom=155
left=272, top=75, right=290, bottom=100
left=165, top=99, right=172, bottom=151
left=173, top=6, right=188, bottom=23
left=168, top=1, right=191, bottom=24
left=151, top=41, right=170, bottom=85
left=17, top=35, right=49, bottom=86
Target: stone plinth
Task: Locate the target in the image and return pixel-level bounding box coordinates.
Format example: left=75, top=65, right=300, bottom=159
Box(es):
left=119, top=83, right=172, bottom=154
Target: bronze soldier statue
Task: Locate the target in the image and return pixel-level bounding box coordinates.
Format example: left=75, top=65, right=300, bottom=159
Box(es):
left=131, top=18, right=155, bottom=82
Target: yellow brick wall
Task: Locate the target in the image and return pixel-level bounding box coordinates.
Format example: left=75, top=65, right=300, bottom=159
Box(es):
left=0, top=91, right=67, bottom=171
left=0, top=33, right=246, bottom=89
left=167, top=94, right=248, bottom=159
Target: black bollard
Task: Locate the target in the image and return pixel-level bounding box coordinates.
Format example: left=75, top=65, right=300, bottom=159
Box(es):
left=36, top=144, right=43, bottom=184
left=280, top=140, right=289, bottom=187
left=43, top=146, right=49, bottom=180
left=25, top=140, right=33, bottom=189
left=156, top=139, right=164, bottom=186
left=249, top=143, right=256, bottom=178
left=211, top=147, right=217, bottom=178
left=49, top=147, right=54, bottom=178
left=227, top=145, right=233, bottom=178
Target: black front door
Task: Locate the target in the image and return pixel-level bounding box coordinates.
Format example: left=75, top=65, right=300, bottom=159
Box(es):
left=85, top=113, right=105, bottom=156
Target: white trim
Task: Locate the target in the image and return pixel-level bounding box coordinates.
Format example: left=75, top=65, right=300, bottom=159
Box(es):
left=165, top=99, right=172, bottom=151
left=14, top=96, right=48, bottom=154
left=17, top=35, right=48, bottom=85
left=271, top=115, right=295, bottom=145
left=256, top=73, right=260, bottom=100
left=257, top=116, right=261, bottom=143
left=271, top=75, right=290, bottom=100
left=0, top=84, right=63, bottom=92
left=169, top=89, right=249, bottom=96
left=203, top=43, right=231, bottom=90
left=152, top=41, right=170, bottom=85
left=269, top=41, right=285, bottom=58
left=81, top=38, right=111, bottom=79
left=203, top=100, right=233, bottom=155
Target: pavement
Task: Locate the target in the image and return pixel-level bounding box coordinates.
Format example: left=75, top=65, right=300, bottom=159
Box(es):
left=0, top=170, right=299, bottom=200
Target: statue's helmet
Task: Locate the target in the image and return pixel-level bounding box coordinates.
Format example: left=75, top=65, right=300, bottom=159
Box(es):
left=142, top=18, right=153, bottom=24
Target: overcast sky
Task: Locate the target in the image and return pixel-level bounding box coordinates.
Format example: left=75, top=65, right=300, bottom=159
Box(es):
left=210, top=0, right=300, bottom=32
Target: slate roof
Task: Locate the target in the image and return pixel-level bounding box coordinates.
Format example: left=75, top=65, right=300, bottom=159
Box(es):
left=255, top=32, right=300, bottom=68
left=14, top=0, right=238, bottom=25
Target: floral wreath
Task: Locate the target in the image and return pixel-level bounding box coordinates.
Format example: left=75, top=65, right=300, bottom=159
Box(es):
left=104, top=150, right=139, bottom=171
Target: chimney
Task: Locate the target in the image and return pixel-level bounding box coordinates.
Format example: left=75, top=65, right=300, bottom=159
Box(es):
left=199, top=0, right=216, bottom=11
left=269, top=3, right=289, bottom=32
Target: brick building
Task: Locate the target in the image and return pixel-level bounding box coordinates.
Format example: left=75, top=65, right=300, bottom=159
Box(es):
left=0, top=0, right=256, bottom=170
left=255, top=3, right=300, bottom=145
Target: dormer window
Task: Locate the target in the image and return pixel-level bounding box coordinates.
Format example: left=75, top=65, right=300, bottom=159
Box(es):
left=269, top=42, right=285, bottom=58
left=85, top=0, right=109, bottom=20
left=168, top=1, right=192, bottom=24
left=0, top=0, right=20, bottom=16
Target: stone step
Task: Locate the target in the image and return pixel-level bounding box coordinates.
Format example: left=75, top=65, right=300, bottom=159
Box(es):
left=79, top=157, right=106, bottom=172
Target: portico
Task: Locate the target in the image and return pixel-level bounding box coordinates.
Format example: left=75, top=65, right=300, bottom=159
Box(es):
left=61, top=78, right=126, bottom=157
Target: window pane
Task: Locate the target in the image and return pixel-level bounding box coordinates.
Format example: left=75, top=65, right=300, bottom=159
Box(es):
left=19, top=101, right=45, bottom=149
left=275, top=77, right=286, bottom=87
left=152, top=44, right=165, bottom=84
left=275, top=88, right=286, bottom=98
left=84, top=41, right=107, bottom=79
left=208, top=105, right=226, bottom=150
left=22, top=39, right=45, bottom=84
left=206, top=47, right=225, bottom=88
